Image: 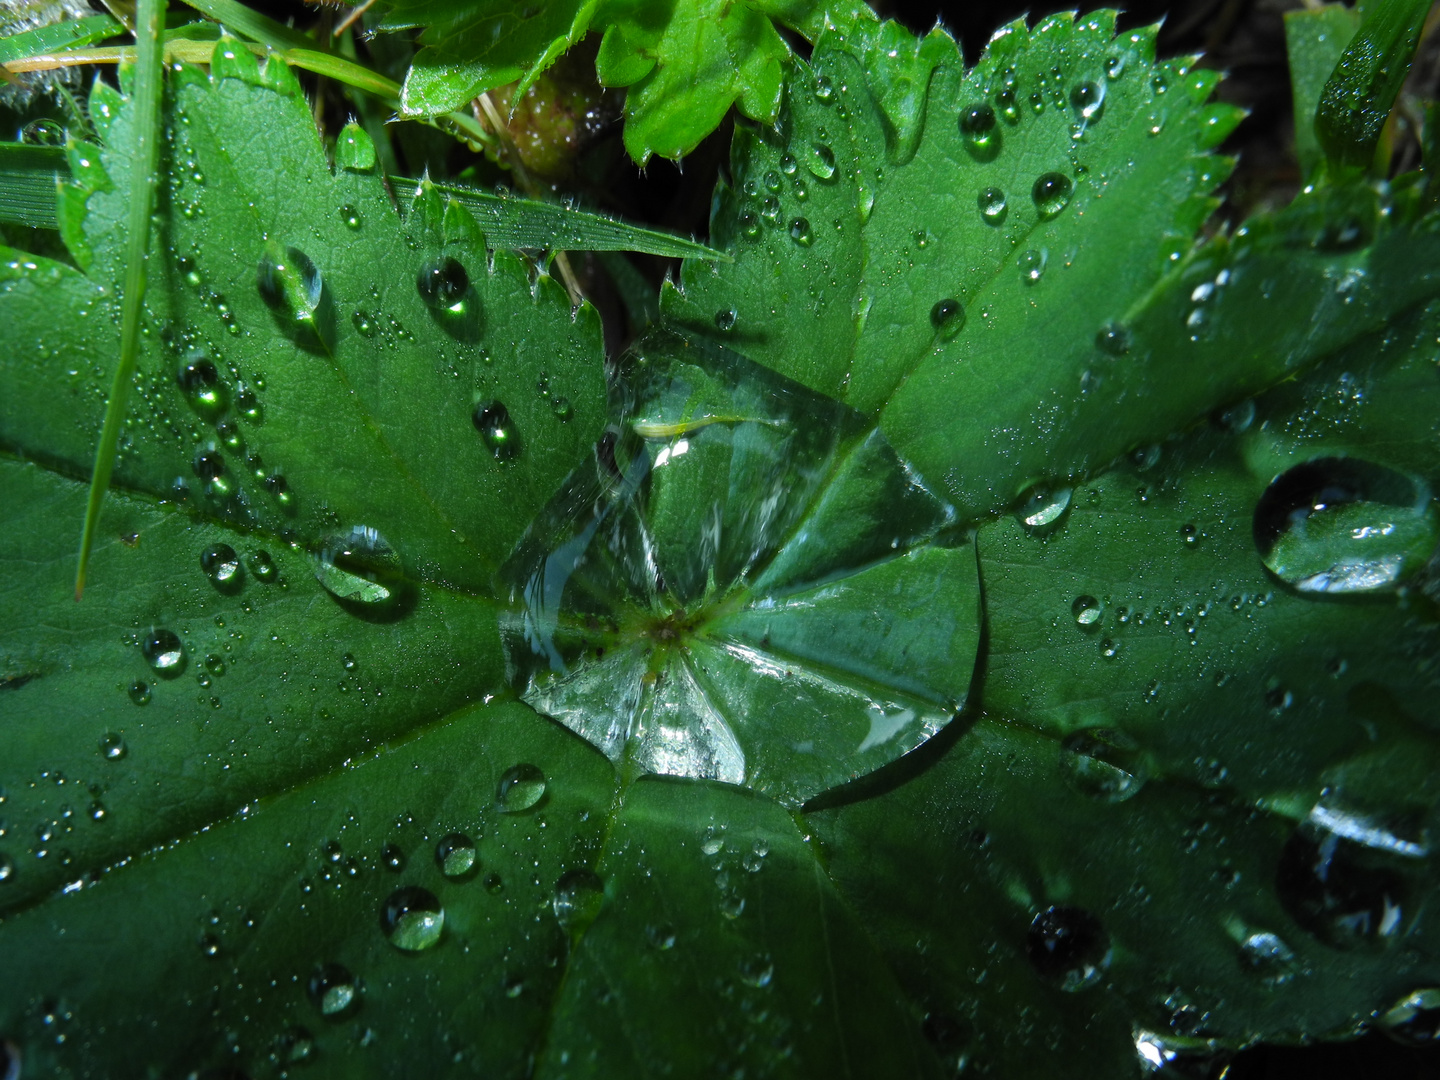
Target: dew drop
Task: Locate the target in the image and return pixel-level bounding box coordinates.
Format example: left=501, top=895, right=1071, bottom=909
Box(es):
left=177, top=354, right=228, bottom=420
left=763, top=169, right=782, bottom=194
left=127, top=681, right=151, bottom=706
left=779, top=153, right=798, bottom=176
left=1032, top=172, right=1073, bottom=219
left=100, top=732, right=127, bottom=760
left=435, top=833, right=477, bottom=879
left=381, top=843, right=405, bottom=872
left=257, top=243, right=323, bottom=327
left=1059, top=728, right=1144, bottom=803
left=760, top=197, right=782, bottom=226
left=1027, top=905, right=1110, bottom=991
left=417, top=257, right=469, bottom=314
left=714, top=307, right=737, bottom=332
left=788, top=217, right=813, bottom=246
left=1017, top=485, right=1072, bottom=533
left=813, top=74, right=835, bottom=102
left=550, top=396, right=573, bottom=422
left=1377, top=988, right=1440, bottom=1046
left=247, top=549, right=277, bottom=582
left=1018, top=248, right=1046, bottom=285
left=473, top=401, right=520, bottom=461
left=307, top=962, right=360, bottom=1016
left=552, top=868, right=604, bottom=931
left=200, top=543, right=241, bottom=590
left=646, top=922, right=677, bottom=949
left=1095, top=322, right=1131, bottom=355
left=1070, top=81, right=1104, bottom=120
left=0, top=855, right=12, bottom=883
left=1071, top=595, right=1102, bottom=627
left=496, top=763, right=546, bottom=813
left=352, top=310, right=376, bottom=337
left=381, top=885, right=444, bottom=951
left=958, top=103, right=999, bottom=157
left=1099, top=638, right=1120, bottom=659
left=930, top=298, right=965, bottom=341
left=339, top=205, right=361, bottom=230
left=313, top=526, right=406, bottom=609
left=20, top=118, right=65, bottom=146
left=977, top=186, right=1007, bottom=224
left=141, top=629, right=186, bottom=677
left=1239, top=931, right=1296, bottom=987
left=806, top=143, right=836, bottom=180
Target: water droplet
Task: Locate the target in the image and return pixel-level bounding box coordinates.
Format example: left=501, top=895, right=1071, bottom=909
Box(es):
left=788, top=218, right=813, bottom=246
left=307, top=962, right=360, bottom=1016
left=1029, top=91, right=1045, bottom=114
left=177, top=354, right=228, bottom=420
left=930, top=298, right=965, bottom=341
left=1238, top=931, right=1295, bottom=986
left=21, top=119, right=65, bottom=146
left=1071, top=595, right=1102, bottom=627
left=127, top=681, right=151, bottom=706
left=739, top=953, right=774, bottom=988
left=141, top=629, right=186, bottom=677
left=550, top=396, right=573, bottom=422
left=1017, top=485, right=1072, bottom=533
left=552, top=868, right=604, bottom=931
left=204, top=653, right=226, bottom=676
left=739, top=210, right=760, bottom=239
left=1277, top=808, right=1413, bottom=948
left=381, top=843, right=405, bottom=872
left=1018, top=248, right=1046, bottom=284
left=1027, top=905, right=1110, bottom=991
left=977, top=186, right=1007, bottom=224
left=1095, top=322, right=1131, bottom=355
left=1099, top=638, right=1120, bottom=659
left=814, top=74, right=835, bottom=102
left=340, top=205, right=361, bottom=230
left=247, top=549, right=277, bottom=582
left=763, top=169, right=782, bottom=193
left=806, top=143, right=836, bottom=180
left=779, top=153, right=798, bottom=176
left=1032, top=172, right=1073, bottom=219
left=760, top=197, right=782, bottom=225
left=435, top=833, right=477, bottom=878
left=352, top=310, right=376, bottom=337
left=313, top=526, right=406, bottom=610
left=0, top=854, right=12, bottom=882
left=1060, top=729, right=1144, bottom=803
left=496, top=763, right=546, bottom=813
left=381, top=885, right=444, bottom=951
left=473, top=401, right=520, bottom=461
left=959, top=103, right=999, bottom=157
left=1254, top=458, right=1437, bottom=595
left=1377, top=988, right=1440, bottom=1046
left=1070, top=81, right=1104, bottom=120
left=257, top=243, right=323, bottom=329
left=417, top=257, right=469, bottom=314
left=199, top=932, right=221, bottom=958
left=200, top=543, right=241, bottom=591
left=100, top=732, right=127, bottom=760
left=646, top=922, right=677, bottom=949
left=714, top=307, right=737, bottom=332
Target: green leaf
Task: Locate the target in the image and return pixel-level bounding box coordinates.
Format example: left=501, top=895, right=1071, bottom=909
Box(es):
left=1284, top=4, right=1361, bottom=181
left=0, top=142, right=64, bottom=228
left=0, top=12, right=123, bottom=63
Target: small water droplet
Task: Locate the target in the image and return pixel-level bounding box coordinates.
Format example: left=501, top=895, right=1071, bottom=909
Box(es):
left=473, top=401, right=519, bottom=461
left=313, top=526, right=406, bottom=609
left=646, top=922, right=677, bottom=949
left=1095, top=322, right=1131, bottom=355
left=788, top=217, right=813, bottom=246
left=100, top=732, right=127, bottom=760
left=930, top=298, right=965, bottom=341
left=247, top=549, right=277, bottom=582
left=714, top=307, right=737, bottom=332
left=127, top=681, right=151, bottom=706
left=381, top=885, right=444, bottom=951
left=779, top=153, right=798, bottom=176
left=200, top=543, right=241, bottom=590
left=814, top=75, right=835, bottom=102
left=549, top=395, right=574, bottom=422
left=417, top=257, right=469, bottom=314
left=177, top=354, right=228, bottom=420
left=1032, top=172, right=1073, bottom=219
left=739, top=953, right=774, bottom=988
left=435, top=833, right=477, bottom=879
left=763, top=169, right=782, bottom=194
left=1027, top=905, right=1110, bottom=991
left=257, top=243, right=323, bottom=328
left=1099, top=638, right=1120, bottom=659
left=496, top=763, right=546, bottom=813
left=959, top=103, right=999, bottom=157
left=977, top=186, right=1007, bottom=224
left=381, top=843, right=405, bottom=872
left=0, top=854, right=12, bottom=882
left=806, top=143, right=836, bottom=180
left=21, top=119, right=65, bottom=146
left=352, top=310, right=376, bottom=337
left=1239, top=931, right=1295, bottom=987
left=760, top=197, right=781, bottom=226
left=307, top=962, right=360, bottom=1016
left=340, top=205, right=361, bottom=229
left=141, top=629, right=186, bottom=677
left=552, top=868, right=604, bottom=931
left=1018, top=248, right=1046, bottom=284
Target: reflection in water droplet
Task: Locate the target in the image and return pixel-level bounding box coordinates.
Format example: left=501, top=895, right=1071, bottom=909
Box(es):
left=473, top=400, right=520, bottom=461
left=128, top=681, right=151, bottom=706
left=257, top=243, right=323, bottom=326
left=307, top=962, right=360, bottom=1016
left=1060, top=728, right=1144, bottom=803
left=1254, top=458, right=1436, bottom=595
left=142, top=629, right=186, bottom=677
left=496, top=763, right=546, bottom=812
left=417, top=257, right=469, bottom=314
left=1071, top=595, right=1102, bottom=627
left=1377, top=988, right=1440, bottom=1046
left=177, top=354, right=228, bottom=420
left=201, top=544, right=241, bottom=590
left=806, top=143, right=836, bottom=179
left=100, top=732, right=127, bottom=760
left=1018, top=485, right=1072, bottom=533
left=930, top=298, right=965, bottom=341
left=435, top=833, right=477, bottom=878
left=21, top=118, right=65, bottom=146
left=1032, top=172, right=1073, bottom=219
left=552, top=868, right=604, bottom=930
left=381, top=885, right=444, bottom=951
left=1070, top=81, right=1104, bottom=120
left=313, top=526, right=405, bottom=609
left=977, top=186, right=1007, bottom=224
left=1027, top=905, right=1110, bottom=991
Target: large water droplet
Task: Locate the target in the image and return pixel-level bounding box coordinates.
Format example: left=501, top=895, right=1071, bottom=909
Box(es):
left=435, top=833, right=477, bottom=879
left=473, top=400, right=520, bottom=461
left=141, top=629, right=186, bottom=677
left=313, top=526, right=406, bottom=611
left=552, top=868, right=604, bottom=931
left=100, top=732, right=127, bottom=760
left=977, top=186, right=1007, bottom=224
left=1060, top=728, right=1145, bottom=803
left=1254, top=458, right=1436, bottom=595
left=177, top=353, right=228, bottom=420
left=307, top=962, right=360, bottom=1016
left=930, top=298, right=965, bottom=341
left=959, top=102, right=999, bottom=158
left=1071, top=595, right=1102, bottom=628
left=1027, top=905, right=1109, bottom=991
left=21, top=118, right=65, bottom=146
left=1070, top=81, right=1105, bottom=120
left=1017, top=485, right=1072, bottom=534
left=806, top=143, right=836, bottom=180
left=381, top=885, right=444, bottom=951
left=1032, top=172, right=1073, bottom=219
left=200, top=543, right=241, bottom=592
left=257, top=243, right=324, bottom=332
left=417, top=257, right=469, bottom=314
left=496, top=763, right=546, bottom=813
left=1377, top=988, right=1440, bottom=1046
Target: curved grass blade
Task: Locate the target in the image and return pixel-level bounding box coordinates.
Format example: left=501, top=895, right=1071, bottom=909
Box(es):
left=411, top=178, right=729, bottom=260
left=0, top=13, right=124, bottom=63
left=0, top=143, right=64, bottom=229
left=75, top=0, right=163, bottom=600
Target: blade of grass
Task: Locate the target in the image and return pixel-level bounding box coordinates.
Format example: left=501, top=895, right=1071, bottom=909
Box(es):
left=76, top=0, right=164, bottom=600
left=173, top=0, right=310, bottom=52
left=0, top=14, right=124, bottom=63
left=0, top=143, right=65, bottom=228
